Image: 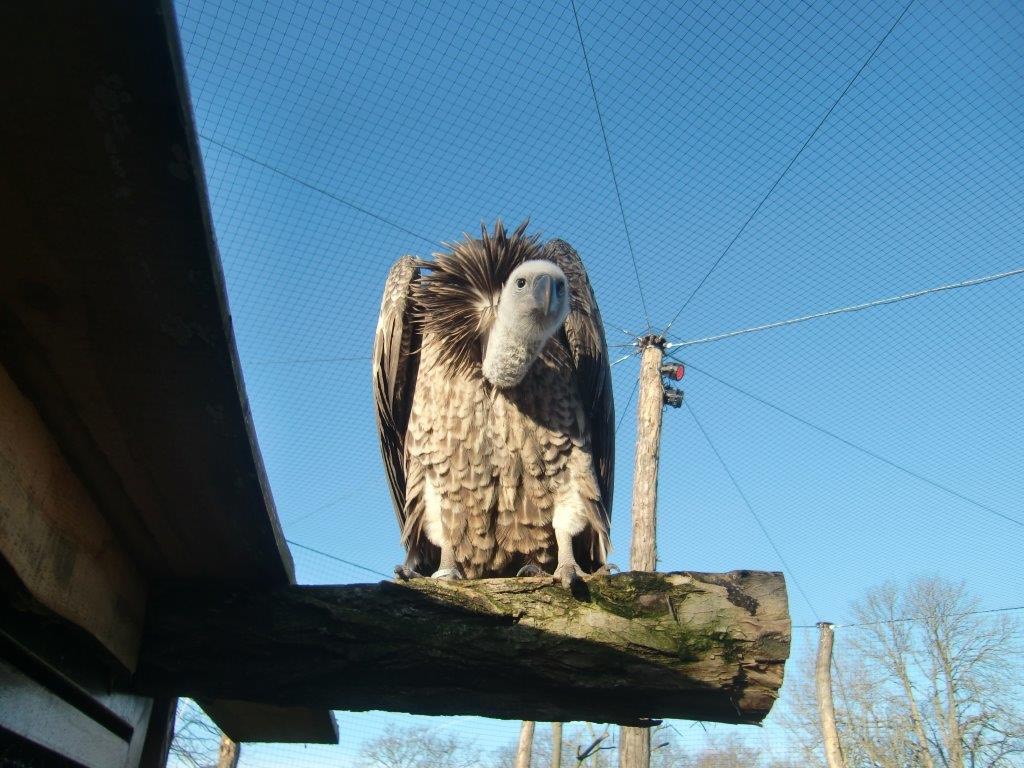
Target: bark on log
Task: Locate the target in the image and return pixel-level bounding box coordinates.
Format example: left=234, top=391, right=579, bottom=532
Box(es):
left=135, top=570, right=789, bottom=726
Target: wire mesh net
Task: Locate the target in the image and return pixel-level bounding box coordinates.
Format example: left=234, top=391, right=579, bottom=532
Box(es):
left=169, top=0, right=1024, bottom=764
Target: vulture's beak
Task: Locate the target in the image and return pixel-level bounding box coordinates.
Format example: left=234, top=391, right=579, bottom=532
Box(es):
left=534, top=274, right=553, bottom=317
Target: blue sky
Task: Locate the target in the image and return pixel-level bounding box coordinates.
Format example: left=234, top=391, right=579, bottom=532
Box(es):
left=173, top=0, right=1023, bottom=762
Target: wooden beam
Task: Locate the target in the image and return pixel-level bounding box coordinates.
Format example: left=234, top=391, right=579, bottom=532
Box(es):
left=197, top=700, right=338, bottom=745
left=0, top=631, right=156, bottom=768
left=139, top=698, right=177, bottom=768
left=135, top=571, right=790, bottom=726
left=0, top=363, right=146, bottom=670
left=0, top=657, right=137, bottom=768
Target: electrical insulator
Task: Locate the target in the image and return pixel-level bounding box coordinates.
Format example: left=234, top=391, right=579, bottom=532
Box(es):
left=663, top=386, right=684, bottom=408
left=660, top=362, right=684, bottom=381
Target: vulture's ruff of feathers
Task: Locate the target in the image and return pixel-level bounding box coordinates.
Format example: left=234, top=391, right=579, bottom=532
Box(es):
left=373, top=222, right=614, bottom=579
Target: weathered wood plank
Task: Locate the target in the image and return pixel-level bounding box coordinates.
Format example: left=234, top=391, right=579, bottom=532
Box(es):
left=0, top=364, right=146, bottom=670
left=198, top=700, right=339, bottom=745
left=0, top=658, right=136, bottom=768
left=136, top=571, right=790, bottom=726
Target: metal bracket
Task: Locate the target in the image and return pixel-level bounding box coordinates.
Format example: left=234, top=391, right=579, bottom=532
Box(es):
left=663, top=386, right=684, bottom=408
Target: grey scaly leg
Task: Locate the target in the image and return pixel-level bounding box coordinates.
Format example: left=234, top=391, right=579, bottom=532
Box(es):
left=553, top=525, right=585, bottom=588
left=431, top=541, right=463, bottom=580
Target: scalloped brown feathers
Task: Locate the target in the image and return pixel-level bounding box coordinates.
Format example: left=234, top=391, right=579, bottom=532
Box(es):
left=374, top=223, right=614, bottom=575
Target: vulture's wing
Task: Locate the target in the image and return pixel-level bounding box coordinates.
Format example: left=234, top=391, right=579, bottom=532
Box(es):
left=373, top=256, right=421, bottom=537
left=544, top=239, right=615, bottom=531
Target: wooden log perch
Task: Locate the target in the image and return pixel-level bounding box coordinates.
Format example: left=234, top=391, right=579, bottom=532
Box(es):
left=134, top=570, right=789, bottom=726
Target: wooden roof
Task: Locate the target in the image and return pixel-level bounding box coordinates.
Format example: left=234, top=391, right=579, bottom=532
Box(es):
left=1, top=3, right=294, bottom=586
left=0, top=0, right=335, bottom=744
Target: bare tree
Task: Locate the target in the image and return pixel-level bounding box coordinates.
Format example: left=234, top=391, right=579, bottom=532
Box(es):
left=653, top=730, right=782, bottom=768
left=358, top=724, right=480, bottom=768
left=496, top=724, right=616, bottom=768
left=574, top=723, right=616, bottom=767
left=168, top=699, right=222, bottom=768
left=493, top=725, right=796, bottom=768
left=786, top=576, right=1024, bottom=768
left=648, top=726, right=689, bottom=768
left=495, top=724, right=554, bottom=768
left=688, top=734, right=763, bottom=768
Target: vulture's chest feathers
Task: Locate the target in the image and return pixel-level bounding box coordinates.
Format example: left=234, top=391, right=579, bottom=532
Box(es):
left=405, top=334, right=599, bottom=575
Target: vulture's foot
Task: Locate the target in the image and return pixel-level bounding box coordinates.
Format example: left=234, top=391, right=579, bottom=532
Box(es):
left=516, top=564, right=548, bottom=578
left=431, top=567, right=464, bottom=580
left=394, top=565, right=424, bottom=581
left=589, top=563, right=619, bottom=576
left=554, top=562, right=586, bottom=589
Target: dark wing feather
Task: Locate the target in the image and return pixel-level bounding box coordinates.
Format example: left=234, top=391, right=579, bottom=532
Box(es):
left=373, top=257, right=421, bottom=539
left=543, top=239, right=615, bottom=567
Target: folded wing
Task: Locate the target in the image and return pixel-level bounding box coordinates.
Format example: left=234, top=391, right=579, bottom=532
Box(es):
left=372, top=256, right=424, bottom=557
left=543, top=239, right=615, bottom=567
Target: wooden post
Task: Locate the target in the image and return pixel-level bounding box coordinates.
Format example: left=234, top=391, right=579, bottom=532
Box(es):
left=551, top=722, right=563, bottom=768
left=139, top=698, right=178, bottom=768
left=620, top=335, right=667, bottom=768
left=815, top=622, right=846, bottom=768
left=628, top=335, right=666, bottom=573
left=217, top=734, right=240, bottom=768
left=516, top=720, right=536, bottom=768
left=618, top=730, right=649, bottom=768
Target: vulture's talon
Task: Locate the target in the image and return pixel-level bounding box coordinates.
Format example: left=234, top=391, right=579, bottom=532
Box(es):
left=554, top=563, right=586, bottom=589
left=516, top=564, right=547, bottom=578
left=431, top=567, right=464, bottom=580
left=589, top=563, right=617, bottom=577
left=394, top=565, right=423, bottom=581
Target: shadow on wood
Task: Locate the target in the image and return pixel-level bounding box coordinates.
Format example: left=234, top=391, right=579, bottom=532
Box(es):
left=134, top=570, right=790, bottom=728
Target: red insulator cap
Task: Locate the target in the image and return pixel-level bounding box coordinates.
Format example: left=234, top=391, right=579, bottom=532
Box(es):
left=661, top=363, right=684, bottom=381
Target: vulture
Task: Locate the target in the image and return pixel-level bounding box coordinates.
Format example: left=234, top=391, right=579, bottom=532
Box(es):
left=373, top=222, right=614, bottom=586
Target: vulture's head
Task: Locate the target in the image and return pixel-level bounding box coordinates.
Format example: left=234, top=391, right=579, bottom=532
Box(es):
left=482, top=259, right=570, bottom=386
left=416, top=221, right=571, bottom=388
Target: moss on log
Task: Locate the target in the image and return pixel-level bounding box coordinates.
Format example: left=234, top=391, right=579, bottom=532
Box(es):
left=134, top=570, right=789, bottom=727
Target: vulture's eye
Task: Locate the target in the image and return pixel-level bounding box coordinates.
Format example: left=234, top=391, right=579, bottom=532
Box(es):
left=555, top=280, right=565, bottom=296
left=515, top=277, right=527, bottom=289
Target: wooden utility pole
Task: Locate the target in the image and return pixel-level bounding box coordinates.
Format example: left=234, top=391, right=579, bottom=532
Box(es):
left=815, top=622, right=846, bottom=768
left=628, top=335, right=667, bottom=573
left=620, top=335, right=670, bottom=768
left=515, top=720, right=536, bottom=768
left=552, top=722, right=563, bottom=768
